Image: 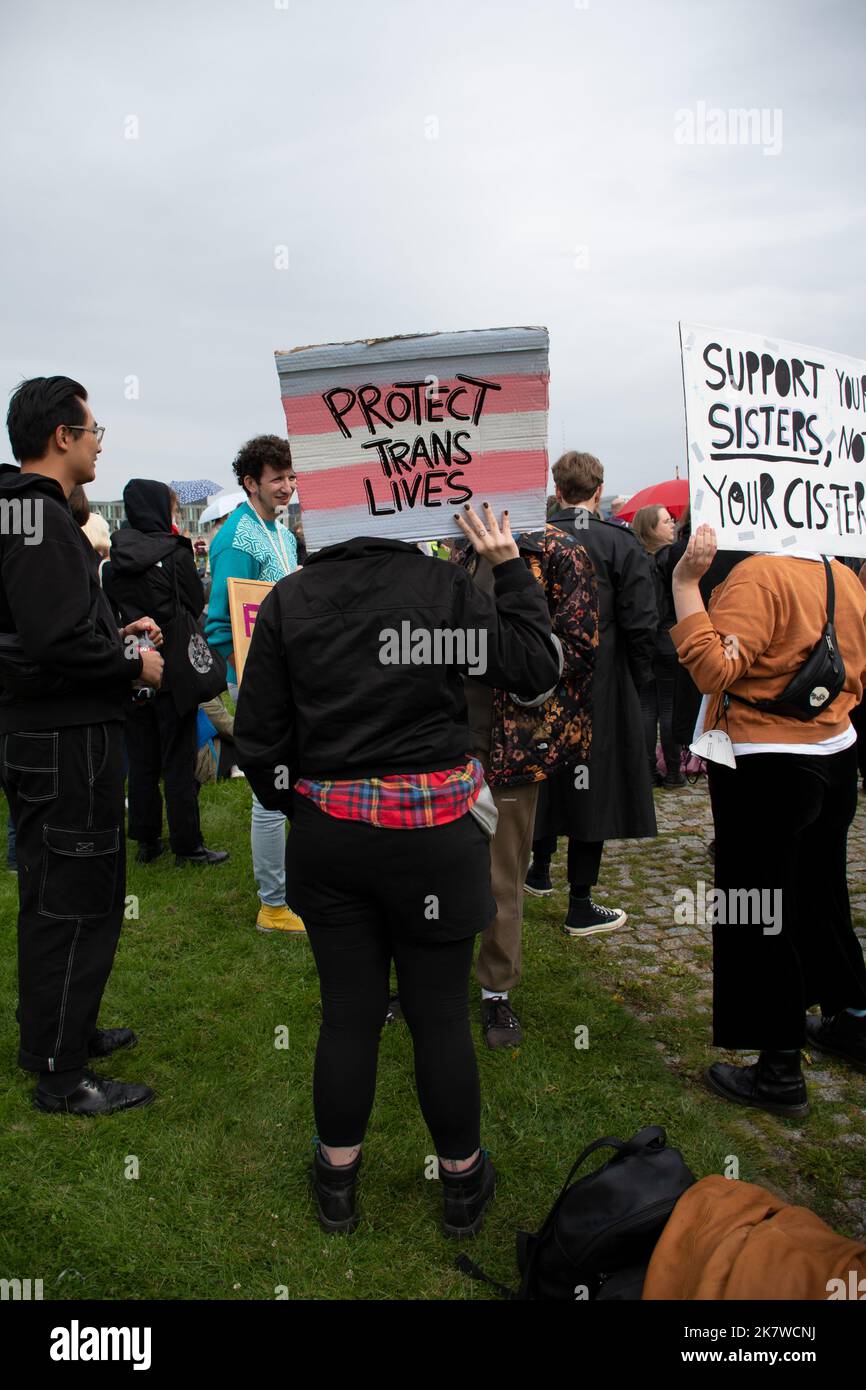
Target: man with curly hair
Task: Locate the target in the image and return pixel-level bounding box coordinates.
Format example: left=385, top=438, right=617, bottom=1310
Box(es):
left=205, top=436, right=304, bottom=934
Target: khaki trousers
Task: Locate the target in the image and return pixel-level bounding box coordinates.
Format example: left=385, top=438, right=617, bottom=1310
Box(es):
left=475, top=780, right=540, bottom=994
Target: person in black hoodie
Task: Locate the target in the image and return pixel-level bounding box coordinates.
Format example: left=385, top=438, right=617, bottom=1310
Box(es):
left=234, top=505, right=561, bottom=1237
left=0, top=377, right=163, bottom=1115
left=103, top=479, right=228, bottom=867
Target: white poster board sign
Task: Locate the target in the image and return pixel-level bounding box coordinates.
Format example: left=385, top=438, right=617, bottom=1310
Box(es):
left=680, top=322, right=866, bottom=557
left=274, top=327, right=549, bottom=552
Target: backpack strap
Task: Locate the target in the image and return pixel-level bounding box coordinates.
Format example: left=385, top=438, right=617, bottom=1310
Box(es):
left=454, top=1254, right=516, bottom=1300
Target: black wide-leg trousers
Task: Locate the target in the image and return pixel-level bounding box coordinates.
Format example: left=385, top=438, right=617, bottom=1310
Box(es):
left=707, top=743, right=866, bottom=1049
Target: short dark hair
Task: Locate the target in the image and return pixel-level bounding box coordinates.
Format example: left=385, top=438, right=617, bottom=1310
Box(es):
left=552, top=451, right=604, bottom=504
left=232, top=435, right=294, bottom=493
left=6, top=376, right=88, bottom=463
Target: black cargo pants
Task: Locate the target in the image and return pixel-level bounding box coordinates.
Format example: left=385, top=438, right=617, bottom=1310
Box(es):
left=2, top=721, right=126, bottom=1073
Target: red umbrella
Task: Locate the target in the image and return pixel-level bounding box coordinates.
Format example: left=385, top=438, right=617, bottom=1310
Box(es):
left=617, top=478, right=689, bottom=523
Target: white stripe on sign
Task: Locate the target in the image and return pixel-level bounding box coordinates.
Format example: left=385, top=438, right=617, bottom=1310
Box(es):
left=302, top=489, right=547, bottom=552
left=286, top=411, right=548, bottom=473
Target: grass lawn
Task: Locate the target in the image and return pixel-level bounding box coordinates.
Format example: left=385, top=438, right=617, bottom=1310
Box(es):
left=0, top=777, right=859, bottom=1300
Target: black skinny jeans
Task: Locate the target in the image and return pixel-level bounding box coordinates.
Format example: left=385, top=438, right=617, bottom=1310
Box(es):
left=286, top=796, right=494, bottom=1158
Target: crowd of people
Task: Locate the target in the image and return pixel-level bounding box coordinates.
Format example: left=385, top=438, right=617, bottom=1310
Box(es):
left=2, top=375, right=866, bottom=1242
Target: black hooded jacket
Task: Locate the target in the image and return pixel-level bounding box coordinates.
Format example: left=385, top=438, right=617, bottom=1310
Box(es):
left=103, top=479, right=204, bottom=634
left=0, top=465, right=143, bottom=732
left=234, top=536, right=561, bottom=813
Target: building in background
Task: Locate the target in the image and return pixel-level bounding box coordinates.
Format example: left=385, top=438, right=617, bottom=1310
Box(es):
left=89, top=496, right=210, bottom=536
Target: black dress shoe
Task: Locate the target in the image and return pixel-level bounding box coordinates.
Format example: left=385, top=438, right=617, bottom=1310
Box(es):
left=34, top=1070, right=155, bottom=1116
left=175, top=846, right=230, bottom=866
left=311, top=1145, right=361, bottom=1233
left=705, top=1050, right=809, bottom=1119
left=88, top=1027, right=139, bottom=1059
left=481, top=996, right=524, bottom=1049
left=137, top=839, right=164, bottom=864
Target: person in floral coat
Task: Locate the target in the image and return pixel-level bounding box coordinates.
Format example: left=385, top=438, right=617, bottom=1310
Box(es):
left=459, top=524, right=598, bottom=1047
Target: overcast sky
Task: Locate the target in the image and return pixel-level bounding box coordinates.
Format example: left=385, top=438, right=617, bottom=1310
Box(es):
left=1, top=0, right=863, bottom=502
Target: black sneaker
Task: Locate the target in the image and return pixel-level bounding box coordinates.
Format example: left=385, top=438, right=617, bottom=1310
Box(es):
left=805, top=1011, right=866, bottom=1074
left=563, top=895, right=627, bottom=937
left=384, top=995, right=403, bottom=1025
left=481, top=997, right=523, bottom=1049
left=524, top=864, right=553, bottom=897
left=662, top=772, right=686, bottom=788
left=440, top=1151, right=496, bottom=1238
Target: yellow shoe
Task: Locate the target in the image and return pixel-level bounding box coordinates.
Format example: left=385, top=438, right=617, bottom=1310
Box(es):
left=256, top=904, right=306, bottom=935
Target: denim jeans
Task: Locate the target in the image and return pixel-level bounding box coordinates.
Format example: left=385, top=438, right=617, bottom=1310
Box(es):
left=229, top=682, right=286, bottom=906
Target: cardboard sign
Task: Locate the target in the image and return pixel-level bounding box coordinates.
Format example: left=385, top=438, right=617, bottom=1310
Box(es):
left=680, top=322, right=866, bottom=557
left=227, top=577, right=273, bottom=684
left=274, top=327, right=549, bottom=551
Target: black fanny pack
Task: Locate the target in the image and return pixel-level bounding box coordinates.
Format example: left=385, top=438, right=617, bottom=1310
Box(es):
left=724, top=557, right=846, bottom=723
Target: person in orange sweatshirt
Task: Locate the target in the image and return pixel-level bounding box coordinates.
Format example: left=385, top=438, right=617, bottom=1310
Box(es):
left=670, top=526, right=866, bottom=1118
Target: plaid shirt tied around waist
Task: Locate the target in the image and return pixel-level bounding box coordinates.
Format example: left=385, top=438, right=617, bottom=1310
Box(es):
left=294, top=758, right=485, bottom=830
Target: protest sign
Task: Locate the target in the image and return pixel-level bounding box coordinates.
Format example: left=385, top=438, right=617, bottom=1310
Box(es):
left=227, top=578, right=273, bottom=684
left=274, top=327, right=549, bottom=551
left=680, top=322, right=866, bottom=557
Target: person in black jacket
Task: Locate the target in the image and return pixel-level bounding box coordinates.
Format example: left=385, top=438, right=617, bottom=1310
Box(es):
left=1, top=377, right=163, bottom=1116
left=527, top=451, right=659, bottom=935
left=631, top=504, right=683, bottom=787
left=103, top=479, right=228, bottom=867
left=234, top=505, right=560, bottom=1238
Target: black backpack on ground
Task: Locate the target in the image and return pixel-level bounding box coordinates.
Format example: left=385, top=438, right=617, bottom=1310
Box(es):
left=458, top=1125, right=695, bottom=1301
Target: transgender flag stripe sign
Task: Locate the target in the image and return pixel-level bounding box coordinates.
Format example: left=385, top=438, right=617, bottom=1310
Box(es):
left=274, top=326, right=550, bottom=552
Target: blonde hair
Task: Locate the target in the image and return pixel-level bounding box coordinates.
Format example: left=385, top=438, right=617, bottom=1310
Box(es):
left=82, top=512, right=111, bottom=558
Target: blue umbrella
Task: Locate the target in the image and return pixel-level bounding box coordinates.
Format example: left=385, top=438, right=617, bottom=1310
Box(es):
left=170, top=479, right=223, bottom=504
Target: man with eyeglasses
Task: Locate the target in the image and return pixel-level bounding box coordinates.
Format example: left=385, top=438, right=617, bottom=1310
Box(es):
left=0, top=376, right=163, bottom=1115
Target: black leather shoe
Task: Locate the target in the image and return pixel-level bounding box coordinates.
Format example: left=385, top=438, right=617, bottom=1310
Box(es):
left=88, top=1027, right=138, bottom=1059
left=481, top=996, right=523, bottom=1049
left=705, top=1050, right=809, bottom=1119
left=34, top=1070, right=155, bottom=1116
left=311, top=1145, right=361, bottom=1233
left=175, top=846, right=230, bottom=866
left=805, top=1011, right=866, bottom=1073
left=441, top=1150, right=496, bottom=1238
left=136, top=839, right=164, bottom=864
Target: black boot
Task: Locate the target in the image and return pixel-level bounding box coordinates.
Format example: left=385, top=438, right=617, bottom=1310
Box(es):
left=310, top=1145, right=361, bottom=1234
left=440, top=1150, right=496, bottom=1238
left=805, top=1011, right=866, bottom=1073
left=705, top=1049, right=809, bottom=1119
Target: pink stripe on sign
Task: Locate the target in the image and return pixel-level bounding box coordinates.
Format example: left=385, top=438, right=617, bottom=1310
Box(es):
left=295, top=449, right=548, bottom=513
left=282, top=373, right=548, bottom=438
